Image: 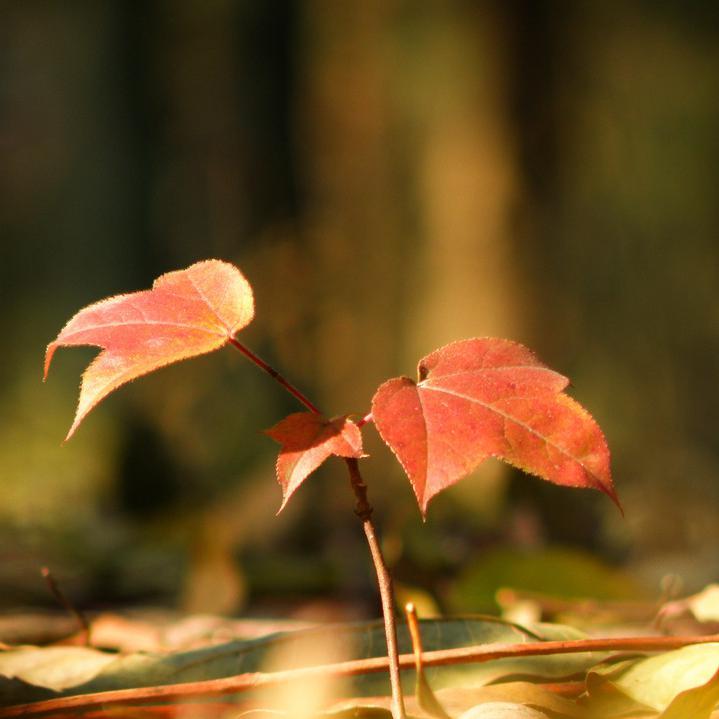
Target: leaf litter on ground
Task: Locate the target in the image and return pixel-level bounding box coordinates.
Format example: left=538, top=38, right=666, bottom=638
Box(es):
left=2, top=616, right=719, bottom=717
left=0, top=617, right=604, bottom=708
left=581, top=643, right=719, bottom=718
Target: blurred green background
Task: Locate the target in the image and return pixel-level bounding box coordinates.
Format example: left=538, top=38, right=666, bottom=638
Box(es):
left=1, top=1, right=718, bottom=620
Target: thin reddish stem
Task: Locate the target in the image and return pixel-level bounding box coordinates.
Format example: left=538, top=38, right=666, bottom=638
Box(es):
left=227, top=338, right=321, bottom=414
left=225, top=339, right=405, bottom=719
left=346, top=458, right=406, bottom=719
left=356, top=412, right=373, bottom=428
left=4, top=633, right=719, bottom=718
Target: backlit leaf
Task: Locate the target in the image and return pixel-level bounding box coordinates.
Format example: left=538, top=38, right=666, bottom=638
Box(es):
left=371, top=338, right=617, bottom=516
left=0, top=646, right=116, bottom=693
left=266, top=413, right=364, bottom=512
left=584, top=643, right=719, bottom=716
left=660, top=666, right=719, bottom=719
left=44, top=260, right=254, bottom=439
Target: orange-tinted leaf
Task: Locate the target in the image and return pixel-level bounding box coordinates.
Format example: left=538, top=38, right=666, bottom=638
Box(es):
left=371, top=338, right=618, bottom=516
left=45, top=260, right=254, bottom=439
left=266, top=412, right=364, bottom=512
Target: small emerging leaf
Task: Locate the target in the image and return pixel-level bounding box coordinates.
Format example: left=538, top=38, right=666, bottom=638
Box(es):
left=44, top=260, right=254, bottom=439
left=266, top=412, right=364, bottom=512
left=405, top=602, right=452, bottom=719
left=371, top=338, right=618, bottom=516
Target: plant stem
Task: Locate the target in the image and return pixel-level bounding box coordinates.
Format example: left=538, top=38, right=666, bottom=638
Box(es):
left=227, top=338, right=322, bottom=415
left=356, top=412, right=373, bottom=428
left=346, top=458, right=406, bottom=719
left=227, top=339, right=406, bottom=719
left=41, top=567, right=91, bottom=646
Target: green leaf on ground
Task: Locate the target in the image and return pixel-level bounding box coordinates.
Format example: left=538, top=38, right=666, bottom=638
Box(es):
left=450, top=546, right=645, bottom=614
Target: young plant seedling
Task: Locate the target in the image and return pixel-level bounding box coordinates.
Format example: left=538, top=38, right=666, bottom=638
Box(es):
left=45, top=259, right=619, bottom=719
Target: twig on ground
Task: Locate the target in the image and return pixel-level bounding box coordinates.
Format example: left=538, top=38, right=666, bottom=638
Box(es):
left=3, top=632, right=719, bottom=718
left=40, top=567, right=91, bottom=646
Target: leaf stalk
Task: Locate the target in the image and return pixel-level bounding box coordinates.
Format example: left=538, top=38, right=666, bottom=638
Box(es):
left=228, top=338, right=322, bottom=415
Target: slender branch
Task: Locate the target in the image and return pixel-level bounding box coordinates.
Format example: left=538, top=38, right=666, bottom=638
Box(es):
left=225, top=340, right=406, bottom=718
left=40, top=567, right=91, bottom=646
left=4, top=633, right=719, bottom=718
left=346, top=458, right=406, bottom=719
left=227, top=338, right=321, bottom=415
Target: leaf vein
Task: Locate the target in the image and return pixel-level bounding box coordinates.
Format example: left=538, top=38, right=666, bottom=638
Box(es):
left=414, top=384, right=431, bottom=499
left=186, top=272, right=229, bottom=332
left=421, top=385, right=602, bottom=488
left=61, top=320, right=224, bottom=338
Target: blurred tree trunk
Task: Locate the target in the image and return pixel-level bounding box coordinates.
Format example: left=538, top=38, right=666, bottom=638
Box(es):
left=402, top=3, right=524, bottom=518
left=403, top=4, right=521, bottom=359
left=298, top=0, right=410, bottom=416
left=297, top=1, right=524, bottom=523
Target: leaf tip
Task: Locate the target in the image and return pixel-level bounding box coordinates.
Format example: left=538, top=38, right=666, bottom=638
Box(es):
left=43, top=342, right=58, bottom=382
left=605, top=484, right=624, bottom=516
left=63, top=415, right=83, bottom=443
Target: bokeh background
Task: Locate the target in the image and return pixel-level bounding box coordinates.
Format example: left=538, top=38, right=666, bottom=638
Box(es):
left=2, top=1, right=718, bottom=621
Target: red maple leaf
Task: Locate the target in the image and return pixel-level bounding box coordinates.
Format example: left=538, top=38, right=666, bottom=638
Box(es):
left=44, top=260, right=254, bottom=439
left=266, top=412, right=364, bottom=512
left=371, top=338, right=618, bottom=516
